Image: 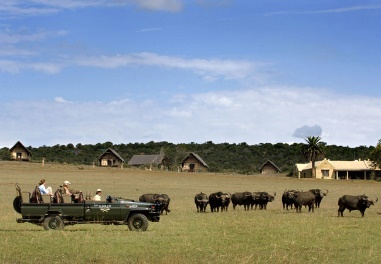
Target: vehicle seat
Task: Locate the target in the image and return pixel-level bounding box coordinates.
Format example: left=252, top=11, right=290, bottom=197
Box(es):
left=21, top=192, right=30, bottom=203
left=41, top=195, right=51, bottom=203
left=62, top=194, right=72, bottom=203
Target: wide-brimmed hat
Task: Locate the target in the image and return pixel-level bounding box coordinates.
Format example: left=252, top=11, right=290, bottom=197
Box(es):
left=63, top=181, right=71, bottom=185
left=96, top=189, right=102, bottom=192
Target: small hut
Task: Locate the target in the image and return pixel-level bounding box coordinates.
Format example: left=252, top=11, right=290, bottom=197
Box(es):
left=9, top=141, right=32, bottom=161
left=128, top=154, right=169, bottom=170
left=181, top=152, right=208, bottom=172
left=259, top=160, right=282, bottom=174
left=98, top=148, right=125, bottom=168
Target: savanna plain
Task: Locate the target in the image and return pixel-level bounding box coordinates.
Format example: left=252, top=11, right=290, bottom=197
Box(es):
left=1, top=161, right=381, bottom=264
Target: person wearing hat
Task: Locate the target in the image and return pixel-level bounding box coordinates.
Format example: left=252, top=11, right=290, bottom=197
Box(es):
left=62, top=180, right=72, bottom=195
left=93, top=189, right=102, bottom=201
left=62, top=180, right=80, bottom=195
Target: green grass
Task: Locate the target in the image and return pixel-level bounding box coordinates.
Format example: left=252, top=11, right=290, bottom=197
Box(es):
left=1, top=161, right=381, bottom=263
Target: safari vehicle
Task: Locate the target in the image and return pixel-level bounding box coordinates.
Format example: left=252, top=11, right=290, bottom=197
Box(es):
left=13, top=184, right=161, bottom=231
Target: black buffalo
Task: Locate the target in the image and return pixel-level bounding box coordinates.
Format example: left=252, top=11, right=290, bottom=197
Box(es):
left=282, top=189, right=300, bottom=210
left=309, top=189, right=328, bottom=208
left=221, top=193, right=231, bottom=212
left=338, top=195, right=378, bottom=217
left=194, top=192, right=209, bottom=212
left=209, top=192, right=230, bottom=212
left=293, top=190, right=316, bottom=213
left=232, top=192, right=253, bottom=210
left=139, top=193, right=171, bottom=215
left=251, top=191, right=276, bottom=210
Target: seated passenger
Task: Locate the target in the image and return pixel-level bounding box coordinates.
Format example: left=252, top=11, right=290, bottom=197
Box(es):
left=62, top=180, right=71, bottom=195
left=38, top=179, right=53, bottom=196
left=62, top=180, right=80, bottom=195
left=93, top=189, right=102, bottom=201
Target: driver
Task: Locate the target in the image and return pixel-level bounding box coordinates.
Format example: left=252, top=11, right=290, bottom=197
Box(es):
left=93, top=189, right=102, bottom=201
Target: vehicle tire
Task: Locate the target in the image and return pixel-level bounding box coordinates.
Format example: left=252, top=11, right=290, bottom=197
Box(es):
left=43, top=216, right=64, bottom=230
left=13, top=196, right=22, bottom=214
left=127, top=214, right=149, bottom=231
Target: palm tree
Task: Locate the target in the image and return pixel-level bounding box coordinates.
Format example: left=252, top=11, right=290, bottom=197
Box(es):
left=301, top=136, right=326, bottom=178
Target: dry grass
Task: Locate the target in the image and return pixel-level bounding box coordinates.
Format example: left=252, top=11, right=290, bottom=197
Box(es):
left=1, top=161, right=381, bottom=264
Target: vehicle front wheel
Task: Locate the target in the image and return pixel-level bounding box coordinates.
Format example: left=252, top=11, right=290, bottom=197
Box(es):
left=43, top=216, right=64, bottom=230
left=127, top=214, right=149, bottom=231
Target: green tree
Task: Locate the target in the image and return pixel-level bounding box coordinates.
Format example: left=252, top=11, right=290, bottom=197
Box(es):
left=369, top=139, right=381, bottom=169
left=301, top=136, right=326, bottom=178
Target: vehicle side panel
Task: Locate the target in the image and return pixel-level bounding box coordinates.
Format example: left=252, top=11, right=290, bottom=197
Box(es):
left=85, top=201, right=122, bottom=221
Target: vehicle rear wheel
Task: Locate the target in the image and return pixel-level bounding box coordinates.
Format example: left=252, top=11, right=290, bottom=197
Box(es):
left=127, top=214, right=148, bottom=231
left=43, top=216, right=64, bottom=230
left=13, top=196, right=22, bottom=214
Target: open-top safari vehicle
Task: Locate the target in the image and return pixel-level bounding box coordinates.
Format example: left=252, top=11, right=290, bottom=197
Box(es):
left=13, top=184, right=161, bottom=231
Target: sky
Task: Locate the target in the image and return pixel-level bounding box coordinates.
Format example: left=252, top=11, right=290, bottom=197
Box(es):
left=1, top=0, right=381, bottom=148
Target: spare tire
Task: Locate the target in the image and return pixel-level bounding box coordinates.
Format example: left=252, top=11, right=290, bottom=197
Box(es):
left=13, top=196, right=22, bottom=214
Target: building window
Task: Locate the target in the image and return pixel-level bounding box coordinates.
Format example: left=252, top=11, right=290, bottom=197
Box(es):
left=321, top=170, right=329, bottom=177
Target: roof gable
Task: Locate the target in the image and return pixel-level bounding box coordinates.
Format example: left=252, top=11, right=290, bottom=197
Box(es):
left=98, top=148, right=125, bottom=162
left=9, top=141, right=32, bottom=156
left=259, top=160, right=282, bottom=172
left=181, top=152, right=208, bottom=168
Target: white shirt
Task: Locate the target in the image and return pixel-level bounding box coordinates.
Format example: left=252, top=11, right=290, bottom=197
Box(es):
left=93, top=194, right=101, bottom=201
left=39, top=184, right=48, bottom=194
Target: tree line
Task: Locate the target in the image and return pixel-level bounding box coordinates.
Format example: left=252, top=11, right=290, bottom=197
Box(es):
left=0, top=140, right=376, bottom=175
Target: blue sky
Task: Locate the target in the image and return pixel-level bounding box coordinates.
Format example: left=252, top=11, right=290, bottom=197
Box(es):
left=1, top=0, right=381, bottom=148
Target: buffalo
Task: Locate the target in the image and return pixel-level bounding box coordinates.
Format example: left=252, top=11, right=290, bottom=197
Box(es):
left=139, top=193, right=171, bottom=215
left=282, top=189, right=300, bottom=210
left=209, top=191, right=230, bottom=212
left=194, top=192, right=209, bottom=212
left=221, top=193, right=231, bottom=212
left=251, top=191, right=276, bottom=210
left=309, top=189, right=328, bottom=208
left=293, top=190, right=316, bottom=213
left=338, top=194, right=378, bottom=217
left=231, top=192, right=253, bottom=210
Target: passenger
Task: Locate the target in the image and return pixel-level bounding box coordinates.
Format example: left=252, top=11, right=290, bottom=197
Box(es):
left=62, top=180, right=80, bottom=195
left=38, top=179, right=53, bottom=195
left=62, top=180, right=81, bottom=203
left=62, top=180, right=72, bottom=195
left=93, top=189, right=102, bottom=201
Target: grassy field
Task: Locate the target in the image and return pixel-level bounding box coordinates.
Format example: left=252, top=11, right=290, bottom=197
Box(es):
left=1, top=161, right=381, bottom=264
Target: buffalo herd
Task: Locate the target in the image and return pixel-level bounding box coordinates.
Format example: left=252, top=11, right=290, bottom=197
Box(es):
left=193, top=189, right=379, bottom=217
left=195, top=191, right=276, bottom=212
left=138, top=189, right=378, bottom=218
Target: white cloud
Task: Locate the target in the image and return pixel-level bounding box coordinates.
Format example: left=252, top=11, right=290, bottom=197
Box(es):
left=0, top=59, right=63, bottom=73
left=0, top=0, right=183, bottom=17
left=266, top=5, right=381, bottom=16
left=0, top=30, right=67, bottom=44
left=75, top=52, right=259, bottom=81
left=2, top=51, right=261, bottom=78
left=1, top=86, right=381, bottom=148
left=0, top=46, right=37, bottom=57
left=132, top=0, right=182, bottom=12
